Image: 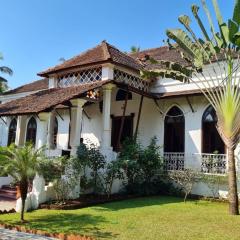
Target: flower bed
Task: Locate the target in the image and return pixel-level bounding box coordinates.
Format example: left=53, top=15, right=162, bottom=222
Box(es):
left=40, top=194, right=136, bottom=210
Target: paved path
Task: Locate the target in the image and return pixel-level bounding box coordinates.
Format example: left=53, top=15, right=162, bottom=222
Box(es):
left=0, top=198, right=15, bottom=211
left=0, top=228, right=57, bottom=240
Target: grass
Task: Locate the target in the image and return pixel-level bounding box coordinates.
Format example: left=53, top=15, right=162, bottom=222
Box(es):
left=1, top=196, right=240, bottom=240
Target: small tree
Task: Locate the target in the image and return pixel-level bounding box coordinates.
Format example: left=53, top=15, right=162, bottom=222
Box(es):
left=138, top=137, right=163, bottom=185
left=118, top=138, right=141, bottom=192
left=0, top=144, right=44, bottom=222
left=88, top=142, right=106, bottom=194
left=168, top=169, right=200, bottom=202
left=104, top=160, right=123, bottom=198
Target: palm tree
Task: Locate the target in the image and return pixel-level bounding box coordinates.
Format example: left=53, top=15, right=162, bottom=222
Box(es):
left=0, top=144, right=44, bottom=222
left=145, top=0, right=240, bottom=215
left=130, top=46, right=141, bottom=53
left=0, top=53, right=13, bottom=92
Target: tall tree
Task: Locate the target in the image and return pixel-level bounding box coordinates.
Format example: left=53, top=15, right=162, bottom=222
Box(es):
left=145, top=0, right=240, bottom=215
left=0, top=53, right=13, bottom=92
left=0, top=144, right=44, bottom=222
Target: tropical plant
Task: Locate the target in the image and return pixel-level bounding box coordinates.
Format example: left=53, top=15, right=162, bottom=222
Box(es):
left=0, top=144, right=44, bottom=222
left=130, top=46, right=141, bottom=53
left=144, top=0, right=240, bottom=215
left=0, top=53, right=13, bottom=92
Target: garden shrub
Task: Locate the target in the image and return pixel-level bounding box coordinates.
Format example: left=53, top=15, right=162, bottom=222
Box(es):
left=168, top=169, right=201, bottom=202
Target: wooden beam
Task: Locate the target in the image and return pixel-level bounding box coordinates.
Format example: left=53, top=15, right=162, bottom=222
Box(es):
left=134, top=95, right=144, bottom=141
left=186, top=96, right=194, bottom=113
left=117, top=89, right=129, bottom=150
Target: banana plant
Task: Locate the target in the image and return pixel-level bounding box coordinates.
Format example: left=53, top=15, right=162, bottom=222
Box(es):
left=146, top=0, right=240, bottom=215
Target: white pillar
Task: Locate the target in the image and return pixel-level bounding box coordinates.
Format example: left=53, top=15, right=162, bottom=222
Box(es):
left=70, top=99, right=86, bottom=155
left=15, top=115, right=27, bottom=146
left=36, top=112, right=50, bottom=149
left=48, top=76, right=58, bottom=89
left=101, top=83, right=115, bottom=150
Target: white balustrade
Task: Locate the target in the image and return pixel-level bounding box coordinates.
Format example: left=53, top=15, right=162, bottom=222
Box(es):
left=163, top=152, right=185, bottom=170
left=194, top=153, right=227, bottom=174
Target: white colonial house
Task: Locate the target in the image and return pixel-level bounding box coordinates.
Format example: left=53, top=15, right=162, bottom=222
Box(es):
left=0, top=41, right=239, bottom=209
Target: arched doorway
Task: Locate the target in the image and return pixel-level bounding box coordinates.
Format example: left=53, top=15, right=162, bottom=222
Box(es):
left=164, top=106, right=185, bottom=170
left=26, top=117, right=37, bottom=146
left=202, top=105, right=225, bottom=154
left=164, top=106, right=185, bottom=152
left=8, top=118, right=17, bottom=146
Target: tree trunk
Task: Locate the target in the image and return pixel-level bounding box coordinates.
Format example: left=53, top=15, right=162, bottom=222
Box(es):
left=19, top=178, right=28, bottom=222
left=227, top=146, right=239, bottom=215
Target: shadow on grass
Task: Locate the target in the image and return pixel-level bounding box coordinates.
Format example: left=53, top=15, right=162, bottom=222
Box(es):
left=25, top=213, right=118, bottom=239
left=91, top=195, right=185, bottom=212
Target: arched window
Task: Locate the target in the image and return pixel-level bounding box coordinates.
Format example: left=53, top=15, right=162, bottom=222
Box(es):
left=53, top=117, right=58, bottom=148
left=8, top=118, right=17, bottom=146
left=164, top=106, right=185, bottom=152
left=202, top=105, right=225, bottom=154
left=26, top=117, right=37, bottom=145
left=116, top=89, right=132, bottom=101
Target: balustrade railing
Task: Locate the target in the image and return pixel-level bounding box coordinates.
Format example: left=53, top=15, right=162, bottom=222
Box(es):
left=196, top=153, right=227, bottom=174
left=163, top=152, right=185, bottom=171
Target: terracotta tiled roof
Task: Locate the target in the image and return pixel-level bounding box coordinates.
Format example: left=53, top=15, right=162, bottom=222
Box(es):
left=0, top=80, right=111, bottom=116
left=3, top=79, right=49, bottom=95
left=38, top=41, right=143, bottom=77
left=130, top=46, right=189, bottom=70
left=154, top=88, right=202, bottom=99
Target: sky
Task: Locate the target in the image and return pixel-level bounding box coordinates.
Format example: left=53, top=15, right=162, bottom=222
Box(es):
left=0, top=0, right=234, bottom=89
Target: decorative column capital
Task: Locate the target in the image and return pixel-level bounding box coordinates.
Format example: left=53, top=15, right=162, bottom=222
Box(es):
left=38, top=112, right=50, bottom=122
left=102, top=83, right=116, bottom=91
left=70, top=99, right=87, bottom=108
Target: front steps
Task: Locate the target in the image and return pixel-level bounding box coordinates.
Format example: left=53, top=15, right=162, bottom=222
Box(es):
left=0, top=185, right=17, bottom=200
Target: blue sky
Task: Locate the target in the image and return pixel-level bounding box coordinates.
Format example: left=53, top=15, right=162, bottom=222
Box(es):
left=0, top=0, right=233, bottom=89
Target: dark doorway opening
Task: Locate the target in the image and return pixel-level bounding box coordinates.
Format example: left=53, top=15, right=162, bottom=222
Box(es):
left=164, top=106, right=185, bottom=152
left=111, top=115, right=134, bottom=151
left=202, top=105, right=225, bottom=154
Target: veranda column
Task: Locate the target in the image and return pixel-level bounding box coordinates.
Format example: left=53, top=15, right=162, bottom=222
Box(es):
left=36, top=112, right=50, bottom=149
left=15, top=115, right=27, bottom=146
left=101, top=83, right=115, bottom=151
left=46, top=111, right=56, bottom=150
left=70, top=99, right=86, bottom=155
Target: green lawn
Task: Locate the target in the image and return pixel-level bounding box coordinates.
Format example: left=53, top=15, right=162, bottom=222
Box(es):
left=1, top=196, right=240, bottom=240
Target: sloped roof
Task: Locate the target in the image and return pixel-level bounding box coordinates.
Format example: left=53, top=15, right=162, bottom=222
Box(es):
left=130, top=46, right=189, bottom=70
left=0, top=80, right=111, bottom=116
left=38, top=41, right=143, bottom=77
left=3, top=79, right=49, bottom=95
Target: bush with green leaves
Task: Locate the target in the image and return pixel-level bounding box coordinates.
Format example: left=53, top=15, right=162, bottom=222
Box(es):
left=75, top=140, right=106, bottom=194
left=52, top=176, right=78, bottom=204
left=103, top=160, right=124, bottom=198
left=117, top=137, right=165, bottom=195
